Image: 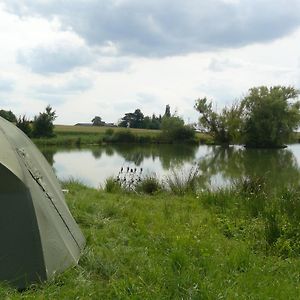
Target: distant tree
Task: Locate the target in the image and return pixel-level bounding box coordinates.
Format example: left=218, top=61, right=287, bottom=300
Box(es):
left=194, top=97, right=243, bottom=145
left=92, top=116, right=104, bottom=126
left=16, top=115, right=32, bottom=137
left=119, top=109, right=144, bottom=128
left=161, top=115, right=195, bottom=142
left=150, top=114, right=161, bottom=129
left=0, top=109, right=17, bottom=123
left=164, top=104, right=171, bottom=118
left=241, top=86, right=300, bottom=148
left=32, top=105, right=57, bottom=138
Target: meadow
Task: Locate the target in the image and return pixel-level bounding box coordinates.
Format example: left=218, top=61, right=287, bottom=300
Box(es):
left=32, top=125, right=212, bottom=146
left=1, top=176, right=300, bottom=299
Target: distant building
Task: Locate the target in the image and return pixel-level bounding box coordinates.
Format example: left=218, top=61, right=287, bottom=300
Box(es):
left=74, top=122, right=117, bottom=127
left=74, top=123, right=93, bottom=126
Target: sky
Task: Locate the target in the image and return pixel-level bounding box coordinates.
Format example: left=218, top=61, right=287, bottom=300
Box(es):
left=0, top=0, right=300, bottom=125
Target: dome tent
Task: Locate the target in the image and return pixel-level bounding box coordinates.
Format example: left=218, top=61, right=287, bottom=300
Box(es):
left=0, top=116, right=85, bottom=289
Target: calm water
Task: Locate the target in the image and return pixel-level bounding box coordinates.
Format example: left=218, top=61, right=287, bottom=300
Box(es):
left=40, top=144, right=300, bottom=189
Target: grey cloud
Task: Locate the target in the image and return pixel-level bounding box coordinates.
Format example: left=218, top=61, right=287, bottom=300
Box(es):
left=4, top=0, right=300, bottom=57
left=17, top=44, right=94, bottom=74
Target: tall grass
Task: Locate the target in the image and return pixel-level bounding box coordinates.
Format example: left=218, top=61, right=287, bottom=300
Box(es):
left=1, top=180, right=300, bottom=298
left=165, top=165, right=200, bottom=195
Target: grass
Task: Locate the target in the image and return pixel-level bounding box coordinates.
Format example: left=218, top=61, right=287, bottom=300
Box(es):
left=32, top=125, right=212, bottom=146
left=1, top=178, right=300, bottom=299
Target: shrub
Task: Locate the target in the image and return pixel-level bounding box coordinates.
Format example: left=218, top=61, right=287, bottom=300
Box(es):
left=105, top=128, right=114, bottom=136
left=112, top=130, right=136, bottom=143
left=104, top=177, right=122, bottom=193
left=136, top=174, right=162, bottom=194
left=16, top=115, right=32, bottom=137
left=165, top=166, right=200, bottom=195
left=32, top=105, right=57, bottom=138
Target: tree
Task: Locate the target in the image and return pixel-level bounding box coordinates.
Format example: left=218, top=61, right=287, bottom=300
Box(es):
left=241, top=86, right=300, bottom=148
left=0, top=109, right=17, bottom=123
left=194, top=97, right=242, bottom=145
left=32, top=105, right=57, bottom=138
left=164, top=104, right=171, bottom=118
left=119, top=109, right=144, bottom=128
left=92, top=116, right=104, bottom=126
left=16, top=115, right=32, bottom=137
left=161, top=115, right=195, bottom=142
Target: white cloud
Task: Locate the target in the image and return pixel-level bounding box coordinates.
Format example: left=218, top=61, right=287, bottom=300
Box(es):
left=0, top=1, right=299, bottom=125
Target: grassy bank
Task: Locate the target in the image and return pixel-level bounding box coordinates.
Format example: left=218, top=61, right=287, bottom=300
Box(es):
left=2, top=178, right=300, bottom=299
left=32, top=125, right=213, bottom=146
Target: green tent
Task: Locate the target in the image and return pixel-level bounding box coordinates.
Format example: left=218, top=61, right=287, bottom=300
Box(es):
left=0, top=116, right=85, bottom=289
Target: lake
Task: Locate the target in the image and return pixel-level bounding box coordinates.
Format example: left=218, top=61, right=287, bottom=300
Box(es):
left=40, top=143, right=300, bottom=189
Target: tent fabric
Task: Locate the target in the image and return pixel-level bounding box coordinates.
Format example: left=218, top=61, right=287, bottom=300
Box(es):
left=0, top=117, right=85, bottom=289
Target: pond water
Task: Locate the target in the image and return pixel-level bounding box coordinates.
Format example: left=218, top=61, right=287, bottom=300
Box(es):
left=40, top=143, right=300, bottom=189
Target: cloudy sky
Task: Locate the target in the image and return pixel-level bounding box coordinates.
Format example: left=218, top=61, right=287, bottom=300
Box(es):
left=0, top=0, right=300, bottom=125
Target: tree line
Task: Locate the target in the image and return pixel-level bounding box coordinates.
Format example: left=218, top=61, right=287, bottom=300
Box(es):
left=91, top=104, right=172, bottom=129
left=1, top=85, right=300, bottom=147
left=0, top=105, right=57, bottom=138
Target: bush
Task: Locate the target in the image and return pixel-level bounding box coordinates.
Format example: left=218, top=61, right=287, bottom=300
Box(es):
left=112, top=130, right=136, bottom=143
left=104, top=177, right=122, bottom=193
left=136, top=175, right=162, bottom=194
left=32, top=105, right=57, bottom=138
left=165, top=166, right=200, bottom=195
left=16, top=115, right=32, bottom=137
left=160, top=116, right=195, bottom=143
left=105, top=128, right=114, bottom=136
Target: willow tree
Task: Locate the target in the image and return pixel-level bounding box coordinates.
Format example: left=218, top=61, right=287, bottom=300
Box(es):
left=241, top=86, right=300, bottom=148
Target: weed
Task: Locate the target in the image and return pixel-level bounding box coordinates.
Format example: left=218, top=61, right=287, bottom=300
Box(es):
left=165, top=165, right=200, bottom=195
left=135, top=174, right=162, bottom=194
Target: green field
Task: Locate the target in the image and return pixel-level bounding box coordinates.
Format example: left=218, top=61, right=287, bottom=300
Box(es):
left=2, top=180, right=300, bottom=299
left=54, top=125, right=160, bottom=136
left=32, top=125, right=212, bottom=146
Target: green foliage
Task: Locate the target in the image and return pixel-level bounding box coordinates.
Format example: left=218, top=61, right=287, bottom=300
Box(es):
left=195, top=86, right=300, bottom=148
left=32, top=105, right=57, bottom=138
left=104, top=177, right=122, bottom=193
left=119, top=109, right=144, bottom=128
left=92, top=116, right=104, bottom=126
left=194, top=97, right=242, bottom=145
left=241, top=86, right=300, bottom=148
left=164, top=104, right=171, bottom=118
left=16, top=115, right=32, bottom=137
left=160, top=116, right=195, bottom=143
left=3, top=182, right=300, bottom=298
left=104, top=128, right=114, bottom=136
left=165, top=166, right=200, bottom=195
left=0, top=109, right=17, bottom=123
left=135, top=174, right=162, bottom=194
left=111, top=130, right=136, bottom=143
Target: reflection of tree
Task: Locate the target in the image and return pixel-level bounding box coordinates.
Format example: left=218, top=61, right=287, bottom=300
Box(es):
left=105, top=147, right=114, bottom=156
left=91, top=147, right=103, bottom=159
left=111, top=144, right=198, bottom=168
left=198, top=146, right=300, bottom=188
left=39, top=146, right=56, bottom=166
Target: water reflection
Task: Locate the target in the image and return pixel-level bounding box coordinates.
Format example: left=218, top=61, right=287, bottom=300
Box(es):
left=39, top=144, right=300, bottom=189
left=39, top=144, right=199, bottom=187
left=198, top=146, right=300, bottom=189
